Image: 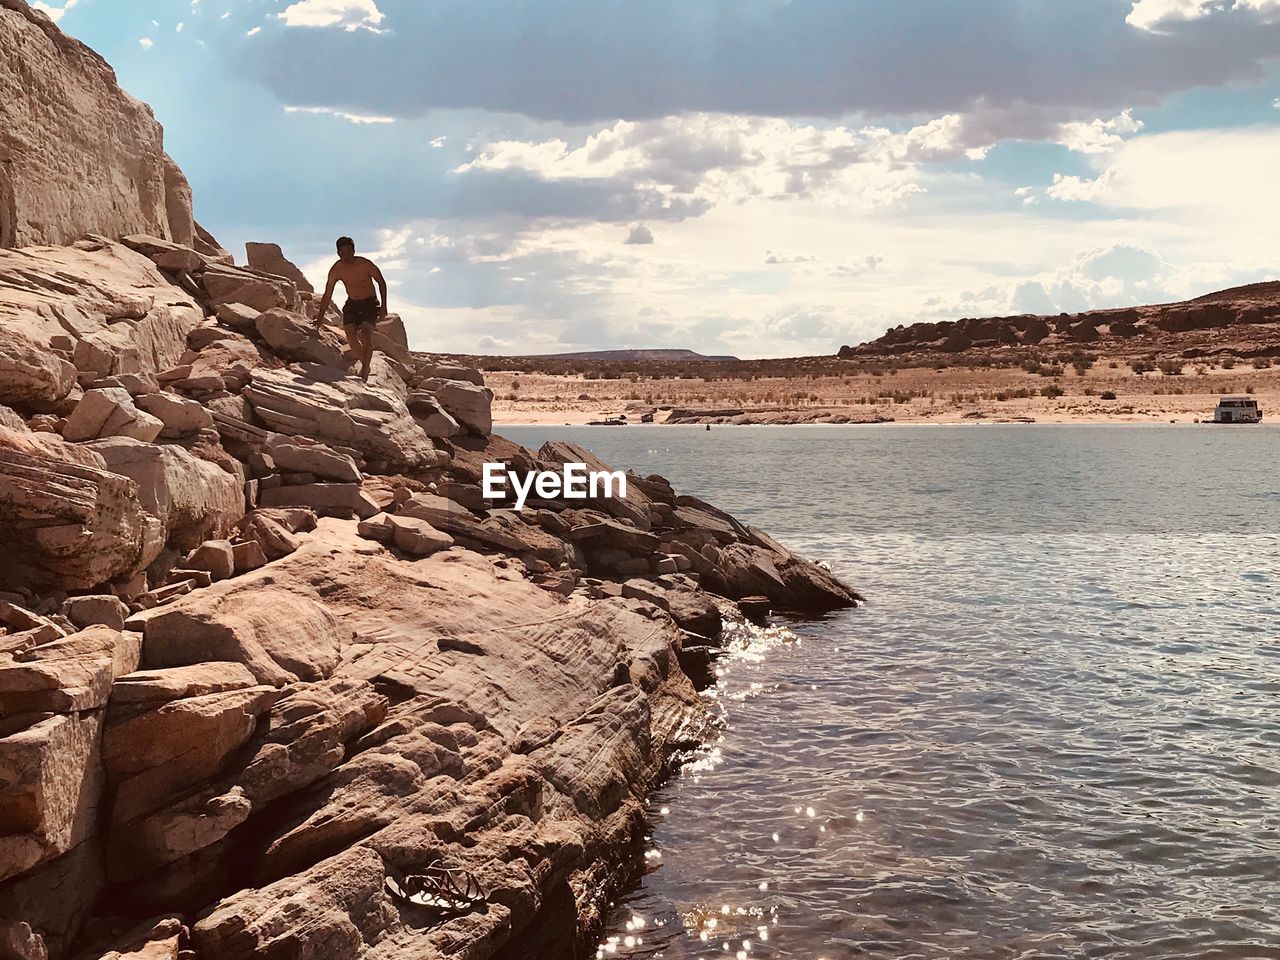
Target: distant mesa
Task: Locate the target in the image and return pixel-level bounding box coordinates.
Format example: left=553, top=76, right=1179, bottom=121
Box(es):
left=521, top=348, right=740, bottom=362
left=838, top=281, right=1280, bottom=361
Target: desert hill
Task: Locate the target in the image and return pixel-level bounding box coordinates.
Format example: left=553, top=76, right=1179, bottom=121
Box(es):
left=526, top=348, right=739, bottom=362
left=839, top=282, right=1280, bottom=363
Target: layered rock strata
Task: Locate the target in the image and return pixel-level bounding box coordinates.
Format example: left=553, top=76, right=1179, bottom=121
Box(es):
left=0, top=232, right=859, bottom=960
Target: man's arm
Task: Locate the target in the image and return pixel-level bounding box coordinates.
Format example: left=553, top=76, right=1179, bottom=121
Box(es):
left=370, top=261, right=389, bottom=319
left=313, top=265, right=338, bottom=326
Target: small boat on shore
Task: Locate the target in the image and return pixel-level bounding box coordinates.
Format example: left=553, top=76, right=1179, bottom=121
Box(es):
left=1211, top=397, right=1262, bottom=424
left=586, top=415, right=628, bottom=426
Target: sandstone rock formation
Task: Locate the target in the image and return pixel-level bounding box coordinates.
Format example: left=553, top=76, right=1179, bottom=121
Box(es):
left=0, top=214, right=859, bottom=955
left=245, top=242, right=314, bottom=294
left=0, top=0, right=193, bottom=248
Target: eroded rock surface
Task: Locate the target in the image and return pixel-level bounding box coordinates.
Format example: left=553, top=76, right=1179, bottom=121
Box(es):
left=0, top=0, right=193, bottom=248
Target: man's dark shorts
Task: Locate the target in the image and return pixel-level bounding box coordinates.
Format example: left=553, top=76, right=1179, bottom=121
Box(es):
left=342, top=296, right=380, bottom=327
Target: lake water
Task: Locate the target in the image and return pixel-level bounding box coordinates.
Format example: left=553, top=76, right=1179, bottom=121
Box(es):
left=498, top=424, right=1280, bottom=960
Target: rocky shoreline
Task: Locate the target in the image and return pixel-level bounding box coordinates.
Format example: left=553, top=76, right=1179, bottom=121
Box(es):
left=662, top=407, right=895, bottom=426
left=0, top=231, right=860, bottom=960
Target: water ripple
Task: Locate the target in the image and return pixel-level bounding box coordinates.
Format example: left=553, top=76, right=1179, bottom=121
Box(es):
left=500, top=426, right=1280, bottom=959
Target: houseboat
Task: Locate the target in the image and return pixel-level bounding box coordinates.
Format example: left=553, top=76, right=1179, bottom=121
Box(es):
left=1212, top=397, right=1262, bottom=424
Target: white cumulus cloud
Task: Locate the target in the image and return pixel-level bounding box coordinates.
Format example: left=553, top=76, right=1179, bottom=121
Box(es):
left=1128, top=0, right=1280, bottom=31
left=279, top=0, right=385, bottom=32
left=284, top=105, right=396, bottom=125
left=1056, top=110, right=1144, bottom=153
left=32, top=0, right=78, bottom=23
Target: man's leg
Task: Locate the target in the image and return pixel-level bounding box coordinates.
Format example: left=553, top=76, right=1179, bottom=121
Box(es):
left=341, top=325, right=361, bottom=364
left=358, top=324, right=374, bottom=379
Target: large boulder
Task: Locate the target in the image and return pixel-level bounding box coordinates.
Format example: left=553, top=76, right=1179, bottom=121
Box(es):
left=134, top=391, right=214, bottom=438
left=63, top=388, right=163, bottom=443
left=416, top=377, right=493, bottom=435
left=0, top=626, right=140, bottom=715
left=0, top=335, right=77, bottom=407
left=120, top=234, right=206, bottom=273
left=136, top=585, right=346, bottom=686
left=254, top=308, right=348, bottom=369
left=84, top=437, right=244, bottom=550
left=705, top=541, right=861, bottom=610
left=415, top=360, right=485, bottom=386
left=266, top=439, right=361, bottom=483
left=406, top=392, right=462, bottom=438
left=244, top=366, right=438, bottom=470
left=200, top=264, right=296, bottom=313
left=0, top=240, right=203, bottom=407
left=0, top=711, right=103, bottom=883
left=0, top=428, right=159, bottom=591
left=387, top=515, right=454, bottom=556
left=245, top=242, right=314, bottom=293
left=0, top=1, right=192, bottom=247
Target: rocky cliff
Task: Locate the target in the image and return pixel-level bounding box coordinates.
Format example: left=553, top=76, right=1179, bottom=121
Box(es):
left=0, top=0, right=194, bottom=248
left=840, top=281, right=1280, bottom=363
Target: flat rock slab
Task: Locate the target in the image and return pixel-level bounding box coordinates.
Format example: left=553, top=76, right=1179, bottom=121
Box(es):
left=244, top=366, right=438, bottom=470
left=387, top=516, right=454, bottom=556
left=102, top=684, right=281, bottom=824
left=268, top=441, right=361, bottom=484
left=0, top=711, right=104, bottom=882
left=85, top=437, right=244, bottom=551
left=0, top=626, right=139, bottom=714
left=0, top=431, right=155, bottom=591
left=137, top=584, right=346, bottom=686
left=260, top=483, right=362, bottom=519
left=565, top=518, right=660, bottom=555
left=109, top=661, right=260, bottom=710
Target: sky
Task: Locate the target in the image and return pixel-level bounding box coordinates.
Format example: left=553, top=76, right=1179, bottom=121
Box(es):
left=33, top=0, right=1280, bottom=357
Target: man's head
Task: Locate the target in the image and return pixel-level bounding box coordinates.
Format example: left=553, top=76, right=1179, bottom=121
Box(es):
left=336, top=236, right=356, bottom=261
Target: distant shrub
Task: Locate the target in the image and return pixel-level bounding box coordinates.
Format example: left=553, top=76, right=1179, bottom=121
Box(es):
left=1100, top=390, right=1117, bottom=400
left=1157, top=360, right=1183, bottom=376
left=1041, top=385, right=1065, bottom=398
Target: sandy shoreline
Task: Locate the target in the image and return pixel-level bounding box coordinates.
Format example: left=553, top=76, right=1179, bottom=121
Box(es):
left=483, top=358, right=1278, bottom=427
left=495, top=413, right=1274, bottom=427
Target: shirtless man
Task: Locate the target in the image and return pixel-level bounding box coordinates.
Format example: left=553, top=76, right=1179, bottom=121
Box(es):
left=312, top=236, right=388, bottom=380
